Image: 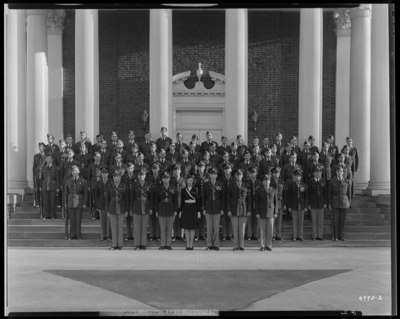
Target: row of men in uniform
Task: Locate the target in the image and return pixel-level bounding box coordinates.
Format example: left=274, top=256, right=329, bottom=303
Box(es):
left=33, top=141, right=351, bottom=248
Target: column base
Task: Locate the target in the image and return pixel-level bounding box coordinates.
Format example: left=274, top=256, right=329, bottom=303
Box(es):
left=7, top=180, right=30, bottom=195
left=354, top=181, right=369, bottom=194
left=362, top=181, right=390, bottom=196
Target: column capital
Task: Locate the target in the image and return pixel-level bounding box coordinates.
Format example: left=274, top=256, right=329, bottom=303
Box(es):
left=350, top=4, right=372, bottom=20
left=333, top=9, right=351, bottom=36
left=47, top=9, right=66, bottom=35
left=26, top=9, right=48, bottom=18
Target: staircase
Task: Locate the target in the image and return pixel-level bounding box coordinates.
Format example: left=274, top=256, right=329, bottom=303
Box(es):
left=7, top=190, right=391, bottom=247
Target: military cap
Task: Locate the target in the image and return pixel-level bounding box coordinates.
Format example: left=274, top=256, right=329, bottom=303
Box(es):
left=248, top=167, right=258, bottom=174
left=197, top=161, right=206, bottom=167
left=159, top=148, right=166, bottom=153
left=346, top=136, right=352, bottom=140
left=137, top=152, right=144, bottom=157
left=291, top=135, right=297, bottom=140
left=328, top=135, right=334, bottom=139
left=38, top=142, right=45, bottom=147
left=335, top=166, right=344, bottom=172
left=176, top=132, right=182, bottom=137
left=152, top=163, right=160, bottom=169
left=338, top=152, right=346, bottom=158
left=44, top=152, right=52, bottom=157
left=312, top=151, right=319, bottom=156
left=342, top=145, right=349, bottom=150
left=231, top=142, right=238, bottom=147
left=243, top=150, right=251, bottom=156
left=95, top=166, right=102, bottom=172
left=222, top=163, right=232, bottom=169
left=264, top=147, right=271, bottom=153
left=222, top=151, right=230, bottom=157
left=271, top=167, right=281, bottom=173
left=293, top=169, right=303, bottom=176
left=290, top=153, right=297, bottom=158
left=94, top=151, right=101, bottom=157
left=208, top=167, right=218, bottom=175
left=237, top=135, right=243, bottom=139
left=66, top=148, right=74, bottom=153
left=129, top=130, right=135, bottom=135
left=221, top=136, right=227, bottom=140
left=71, top=165, right=80, bottom=171
left=111, top=131, right=117, bottom=137
left=304, top=141, right=310, bottom=146
left=276, top=132, right=282, bottom=136
left=308, top=135, right=315, bottom=140
left=172, top=164, right=182, bottom=171
left=47, top=133, right=54, bottom=139
left=137, top=170, right=146, bottom=176
left=101, top=168, right=109, bottom=174
left=161, top=172, right=171, bottom=178
left=127, top=162, right=134, bottom=168
left=145, top=132, right=152, bottom=137
left=181, top=148, right=189, bottom=154
left=206, top=131, right=212, bottom=135
left=66, top=133, right=72, bottom=138
left=96, top=131, right=104, bottom=138
left=115, top=153, right=122, bottom=158
left=80, top=131, right=86, bottom=135
left=185, top=174, right=195, bottom=180
left=160, top=127, right=168, bottom=132
left=132, top=143, right=139, bottom=149
left=235, top=169, right=244, bottom=175
left=59, top=139, right=66, bottom=144
left=209, top=142, right=217, bottom=148
left=203, top=150, right=210, bottom=156
left=112, top=170, right=121, bottom=177
left=262, top=174, right=271, bottom=181
left=312, top=166, right=322, bottom=172
left=286, top=143, right=292, bottom=147
left=192, top=134, right=198, bottom=140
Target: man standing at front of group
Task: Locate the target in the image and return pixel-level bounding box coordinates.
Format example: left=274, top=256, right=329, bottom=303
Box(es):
left=308, top=166, right=327, bottom=241
left=41, top=153, right=60, bottom=220
left=156, top=127, right=173, bottom=153
left=346, top=137, right=358, bottom=198
left=33, top=142, right=46, bottom=208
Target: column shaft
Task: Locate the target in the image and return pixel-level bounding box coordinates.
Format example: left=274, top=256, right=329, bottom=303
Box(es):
left=7, top=9, right=29, bottom=193
left=364, top=4, right=390, bottom=195
left=149, top=9, right=172, bottom=140
left=75, top=9, right=99, bottom=142
left=225, top=9, right=248, bottom=144
left=349, top=5, right=372, bottom=193
left=26, top=9, right=48, bottom=188
left=298, top=9, right=323, bottom=149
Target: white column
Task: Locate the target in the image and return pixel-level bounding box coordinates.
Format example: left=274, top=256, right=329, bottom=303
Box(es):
left=149, top=9, right=172, bottom=140
left=333, top=9, right=351, bottom=148
left=225, top=9, right=248, bottom=144
left=26, top=9, right=49, bottom=188
left=75, top=9, right=99, bottom=142
left=47, top=9, right=66, bottom=143
left=349, top=4, right=372, bottom=193
left=363, top=4, right=390, bottom=195
left=298, top=9, right=323, bottom=149
left=7, top=9, right=29, bottom=194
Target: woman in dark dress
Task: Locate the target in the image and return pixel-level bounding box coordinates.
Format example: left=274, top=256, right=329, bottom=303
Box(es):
left=179, top=175, right=201, bottom=250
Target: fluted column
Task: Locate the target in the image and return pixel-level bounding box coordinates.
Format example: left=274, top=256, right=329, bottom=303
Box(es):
left=26, top=9, right=49, bottom=188
left=7, top=9, right=29, bottom=193
left=333, top=9, right=351, bottom=148
left=364, top=4, right=390, bottom=195
left=149, top=9, right=172, bottom=140
left=225, top=9, right=248, bottom=144
left=75, top=9, right=99, bottom=142
left=298, top=9, right=323, bottom=149
left=48, top=9, right=66, bottom=143
left=349, top=4, right=372, bottom=193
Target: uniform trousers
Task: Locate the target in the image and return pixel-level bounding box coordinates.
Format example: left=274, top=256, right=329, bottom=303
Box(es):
left=351, top=172, right=356, bottom=198
left=292, top=210, right=304, bottom=239
left=149, top=212, right=160, bottom=238
left=99, top=209, right=108, bottom=238
left=109, top=213, right=125, bottom=247
left=332, top=208, right=347, bottom=239
left=35, top=178, right=42, bottom=205
left=259, top=217, right=274, bottom=248
left=221, top=213, right=233, bottom=238
left=231, top=216, right=247, bottom=248
left=196, top=214, right=206, bottom=237
left=206, top=214, right=220, bottom=247
left=173, top=215, right=182, bottom=238
left=158, top=216, right=174, bottom=247
left=246, top=211, right=259, bottom=238
left=42, top=190, right=56, bottom=218
left=125, top=213, right=133, bottom=239
left=311, top=208, right=324, bottom=239
left=133, top=214, right=149, bottom=247
left=273, top=209, right=283, bottom=238
left=68, top=207, right=83, bottom=238
left=57, top=189, right=63, bottom=207
left=91, top=187, right=99, bottom=218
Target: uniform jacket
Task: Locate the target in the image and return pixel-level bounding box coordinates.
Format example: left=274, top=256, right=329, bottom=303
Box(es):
left=33, top=152, right=46, bottom=179
left=122, top=173, right=138, bottom=209
left=274, top=142, right=284, bottom=156
left=194, top=173, right=209, bottom=208
left=286, top=180, right=309, bottom=211
left=281, top=163, right=302, bottom=182
left=348, top=146, right=359, bottom=171
left=247, top=178, right=261, bottom=212
left=344, top=155, right=355, bottom=176
left=170, top=175, right=186, bottom=209
left=180, top=160, right=195, bottom=176
left=307, top=177, right=327, bottom=209
left=180, top=187, right=201, bottom=213
left=147, top=173, right=163, bottom=191
left=107, top=141, right=119, bottom=153
left=305, top=162, right=326, bottom=183
left=291, top=145, right=301, bottom=155
left=271, top=154, right=281, bottom=168
left=255, top=186, right=278, bottom=218
left=202, top=180, right=225, bottom=214
left=91, top=142, right=103, bottom=156
left=145, top=152, right=159, bottom=167
left=217, top=144, right=231, bottom=155
left=332, top=162, right=352, bottom=181
left=60, top=158, right=80, bottom=185
left=166, top=150, right=183, bottom=165
left=218, top=161, right=236, bottom=177
left=175, top=142, right=189, bottom=154
left=154, top=159, right=171, bottom=175
left=226, top=181, right=251, bottom=217
left=134, top=161, right=150, bottom=176
left=310, top=145, right=319, bottom=154
left=270, top=177, right=287, bottom=209
left=124, top=140, right=137, bottom=153
left=64, top=176, right=88, bottom=208
left=154, top=184, right=178, bottom=217
left=45, top=143, right=60, bottom=153
left=88, top=162, right=106, bottom=189
left=110, top=163, right=127, bottom=176
left=75, top=152, right=93, bottom=180
left=126, top=153, right=139, bottom=166
left=110, top=149, right=129, bottom=166
left=98, top=149, right=111, bottom=167
left=209, top=152, right=222, bottom=166
left=156, top=136, right=173, bottom=152
left=106, top=181, right=129, bottom=214
left=238, top=161, right=255, bottom=181
left=229, top=152, right=243, bottom=166
left=41, top=164, right=60, bottom=191
left=188, top=150, right=202, bottom=165
left=53, top=148, right=69, bottom=167
left=250, top=153, right=264, bottom=168
left=74, top=140, right=92, bottom=155
left=131, top=181, right=153, bottom=215
left=328, top=144, right=340, bottom=160
left=328, top=176, right=351, bottom=209
left=96, top=178, right=111, bottom=210
left=298, top=150, right=313, bottom=170
left=258, top=157, right=278, bottom=179
left=140, top=140, right=154, bottom=156
left=236, top=144, right=248, bottom=157
left=200, top=140, right=219, bottom=155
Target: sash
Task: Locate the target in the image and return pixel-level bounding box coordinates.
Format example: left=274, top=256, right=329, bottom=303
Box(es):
left=236, top=184, right=247, bottom=216
left=185, top=188, right=196, bottom=203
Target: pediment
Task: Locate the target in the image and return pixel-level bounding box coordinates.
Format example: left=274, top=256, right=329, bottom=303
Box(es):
left=172, top=70, right=225, bottom=96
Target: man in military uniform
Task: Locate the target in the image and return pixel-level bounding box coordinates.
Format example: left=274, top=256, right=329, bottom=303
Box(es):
left=217, top=136, right=231, bottom=155
left=270, top=144, right=282, bottom=168
left=75, top=131, right=92, bottom=155
left=135, top=152, right=150, bottom=177
left=305, top=152, right=327, bottom=184
left=328, top=166, right=351, bottom=241
left=236, top=135, right=248, bottom=157
left=308, top=166, right=327, bottom=240
left=229, top=143, right=243, bottom=167
left=200, top=131, right=218, bottom=155
left=122, top=162, right=137, bottom=241
left=124, top=130, right=136, bottom=153
left=202, top=167, right=225, bottom=250
left=346, top=137, right=359, bottom=198
left=108, top=131, right=119, bottom=153
left=286, top=169, right=308, bottom=241
left=148, top=163, right=162, bottom=241
left=145, top=142, right=159, bottom=168
left=188, top=142, right=202, bottom=166
left=281, top=153, right=301, bottom=183
left=88, top=152, right=105, bottom=220
left=332, top=153, right=352, bottom=193
left=218, top=152, right=235, bottom=177
left=156, top=127, right=173, bottom=153
left=298, top=141, right=313, bottom=172
left=91, top=132, right=104, bottom=156
left=258, top=147, right=277, bottom=180
left=250, top=145, right=264, bottom=168
left=175, top=132, right=188, bottom=154
left=45, top=133, right=60, bottom=154
left=33, top=142, right=47, bottom=208
left=110, top=153, right=127, bottom=176
left=41, top=153, right=60, bottom=219
left=194, top=161, right=208, bottom=241
left=126, top=143, right=140, bottom=166
left=190, top=134, right=202, bottom=153
left=99, top=139, right=111, bottom=168
left=202, top=151, right=218, bottom=179
left=65, top=165, right=88, bottom=240
left=167, top=143, right=182, bottom=165
left=280, top=143, right=293, bottom=167
left=260, top=137, right=271, bottom=155
left=180, top=149, right=195, bottom=176
left=65, top=133, right=74, bottom=150
left=97, top=168, right=112, bottom=240
left=238, top=150, right=255, bottom=181
left=54, top=139, right=67, bottom=167
left=218, top=163, right=235, bottom=241
left=270, top=167, right=287, bottom=241
left=209, top=143, right=222, bottom=166
left=327, top=135, right=339, bottom=160
left=75, top=143, right=93, bottom=183
left=275, top=133, right=284, bottom=156
left=308, top=135, right=319, bottom=154
left=110, top=140, right=128, bottom=166
left=60, top=148, right=80, bottom=196
left=170, top=164, right=186, bottom=241
left=246, top=167, right=261, bottom=241
left=341, top=145, right=355, bottom=199
left=248, top=137, right=260, bottom=154
left=140, top=132, right=154, bottom=156
left=155, top=148, right=171, bottom=176
left=290, top=136, right=301, bottom=155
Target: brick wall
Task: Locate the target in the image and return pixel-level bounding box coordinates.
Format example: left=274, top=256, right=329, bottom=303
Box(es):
left=322, top=11, right=337, bottom=145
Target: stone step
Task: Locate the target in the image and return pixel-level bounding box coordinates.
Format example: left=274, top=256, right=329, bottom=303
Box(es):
left=10, top=212, right=93, bottom=219
left=351, top=196, right=375, bottom=202
left=7, top=239, right=391, bottom=247
left=350, top=201, right=377, bottom=207
left=373, top=196, right=391, bottom=205
left=348, top=208, right=381, bottom=213
left=13, top=206, right=94, bottom=213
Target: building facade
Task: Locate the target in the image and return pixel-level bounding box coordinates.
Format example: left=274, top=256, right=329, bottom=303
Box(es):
left=5, top=5, right=391, bottom=196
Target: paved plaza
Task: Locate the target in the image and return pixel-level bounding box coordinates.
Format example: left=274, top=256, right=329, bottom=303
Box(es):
left=6, top=246, right=392, bottom=315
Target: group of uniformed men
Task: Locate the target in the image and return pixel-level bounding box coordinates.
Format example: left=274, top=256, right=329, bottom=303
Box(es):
left=32, top=127, right=359, bottom=247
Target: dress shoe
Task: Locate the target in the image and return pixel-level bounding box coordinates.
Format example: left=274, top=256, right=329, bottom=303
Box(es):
left=292, top=238, right=297, bottom=241
left=312, top=238, right=316, bottom=241
left=182, top=237, right=186, bottom=242
left=247, top=237, right=252, bottom=241
left=233, top=248, right=238, bottom=251
left=109, top=247, right=116, bottom=250
left=334, top=238, right=338, bottom=241
left=157, top=237, right=161, bottom=241
left=46, top=217, right=51, bottom=220
left=118, top=247, right=122, bottom=250
left=239, top=247, right=245, bottom=251
left=222, top=237, right=227, bottom=241
left=78, top=238, right=82, bottom=240
left=275, top=237, right=283, bottom=241
left=159, top=246, right=165, bottom=250
left=172, top=237, right=176, bottom=242
left=297, top=238, right=304, bottom=241
left=149, top=237, right=154, bottom=241
left=195, top=237, right=199, bottom=241
left=186, top=247, right=189, bottom=250
left=272, top=237, right=276, bottom=241
left=129, top=237, right=134, bottom=240
left=213, top=246, right=220, bottom=251
left=142, top=246, right=147, bottom=250
left=339, top=238, right=346, bottom=241
left=190, top=247, right=194, bottom=250
left=206, top=246, right=213, bottom=251
left=226, top=236, right=232, bottom=241
left=134, top=246, right=141, bottom=250
left=266, top=247, right=272, bottom=251
left=100, top=238, right=104, bottom=241
left=260, top=247, right=265, bottom=251
left=317, top=238, right=324, bottom=241
left=107, top=237, right=111, bottom=241
left=166, top=246, right=172, bottom=250
left=42, top=218, right=46, bottom=221
left=252, top=237, right=258, bottom=241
